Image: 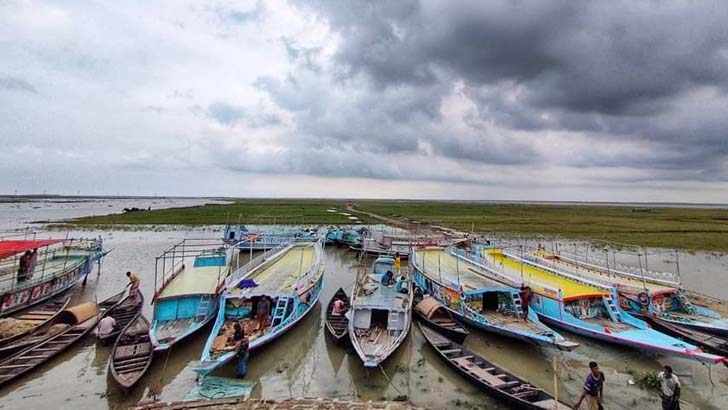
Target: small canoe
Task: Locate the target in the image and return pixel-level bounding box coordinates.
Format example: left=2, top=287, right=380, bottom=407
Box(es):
left=419, top=323, right=570, bottom=410
left=97, top=289, right=144, bottom=344
left=414, top=297, right=469, bottom=344
left=325, top=288, right=350, bottom=344
left=0, top=301, right=101, bottom=387
left=109, top=314, right=153, bottom=390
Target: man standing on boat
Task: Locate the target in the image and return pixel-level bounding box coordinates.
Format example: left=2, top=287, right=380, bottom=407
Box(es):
left=17, top=250, right=32, bottom=283
left=658, top=365, right=681, bottom=410
left=574, top=361, right=605, bottom=409
left=126, top=271, right=140, bottom=291
left=519, top=284, right=532, bottom=322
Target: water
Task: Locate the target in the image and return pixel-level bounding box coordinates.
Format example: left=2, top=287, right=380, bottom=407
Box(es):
left=0, top=201, right=727, bottom=409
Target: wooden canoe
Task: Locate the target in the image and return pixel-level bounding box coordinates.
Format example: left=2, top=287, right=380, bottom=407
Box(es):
left=414, top=297, right=469, bottom=344
left=418, top=323, right=570, bottom=410
left=97, top=289, right=144, bottom=344
left=0, top=301, right=101, bottom=387
left=325, top=288, right=350, bottom=344
left=0, top=297, right=71, bottom=353
left=109, top=313, right=153, bottom=390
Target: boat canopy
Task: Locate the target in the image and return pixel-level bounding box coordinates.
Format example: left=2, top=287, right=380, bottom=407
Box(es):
left=414, top=297, right=443, bottom=319
left=0, top=239, right=61, bottom=259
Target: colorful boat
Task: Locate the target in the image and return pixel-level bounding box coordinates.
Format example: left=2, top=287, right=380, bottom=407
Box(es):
left=410, top=247, right=577, bottom=351
left=349, top=256, right=413, bottom=367
left=149, top=239, right=234, bottom=352
left=0, top=237, right=107, bottom=316
left=224, top=225, right=317, bottom=251
left=525, top=249, right=728, bottom=337
left=474, top=247, right=724, bottom=364
left=194, top=241, right=324, bottom=376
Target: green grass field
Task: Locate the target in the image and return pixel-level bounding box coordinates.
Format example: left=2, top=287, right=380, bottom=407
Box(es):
left=69, top=199, right=363, bottom=226
left=67, top=199, right=728, bottom=252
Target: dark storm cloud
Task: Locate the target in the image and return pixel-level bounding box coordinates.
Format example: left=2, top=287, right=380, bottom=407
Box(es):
left=0, top=76, right=38, bottom=94
left=278, top=0, right=728, bottom=182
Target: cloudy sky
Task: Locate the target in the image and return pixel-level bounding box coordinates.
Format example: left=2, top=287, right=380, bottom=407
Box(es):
left=1, top=1, right=728, bottom=202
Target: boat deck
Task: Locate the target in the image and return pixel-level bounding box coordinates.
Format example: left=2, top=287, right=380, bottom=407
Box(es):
left=154, top=318, right=200, bottom=342
left=354, top=326, right=399, bottom=356
left=159, top=264, right=227, bottom=299
left=581, top=317, right=635, bottom=331
left=356, top=276, right=408, bottom=309
left=475, top=309, right=550, bottom=334
left=417, top=249, right=504, bottom=290
left=230, top=246, right=314, bottom=296
left=484, top=251, right=609, bottom=300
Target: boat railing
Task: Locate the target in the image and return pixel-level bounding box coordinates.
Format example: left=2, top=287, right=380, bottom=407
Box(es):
left=554, top=251, right=680, bottom=287
left=0, top=237, right=103, bottom=294
left=503, top=250, right=616, bottom=291
left=154, top=238, right=232, bottom=295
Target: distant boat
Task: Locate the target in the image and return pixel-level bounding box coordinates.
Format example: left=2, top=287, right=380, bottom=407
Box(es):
left=194, top=241, right=325, bottom=376
left=223, top=225, right=317, bottom=251
left=476, top=247, right=724, bottom=364
left=349, top=256, right=413, bottom=367
left=414, top=296, right=469, bottom=344
left=0, top=291, right=124, bottom=386
left=325, top=288, right=350, bottom=345
left=410, top=247, right=577, bottom=351
left=526, top=250, right=728, bottom=337
left=0, top=237, right=108, bottom=316
left=149, top=240, right=234, bottom=352
left=96, top=289, right=144, bottom=345
left=109, top=313, right=153, bottom=391
left=419, top=323, right=571, bottom=410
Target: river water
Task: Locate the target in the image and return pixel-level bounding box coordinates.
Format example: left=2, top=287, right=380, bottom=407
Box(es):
left=0, top=200, right=727, bottom=409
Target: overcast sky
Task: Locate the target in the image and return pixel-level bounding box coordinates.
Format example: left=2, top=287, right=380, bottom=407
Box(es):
left=1, top=1, right=728, bottom=202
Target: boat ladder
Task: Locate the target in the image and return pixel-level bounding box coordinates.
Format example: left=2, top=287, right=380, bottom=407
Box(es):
left=603, top=295, right=622, bottom=321
left=511, top=292, right=525, bottom=319
left=388, top=310, right=400, bottom=335
left=272, top=296, right=290, bottom=326
left=195, top=295, right=212, bottom=321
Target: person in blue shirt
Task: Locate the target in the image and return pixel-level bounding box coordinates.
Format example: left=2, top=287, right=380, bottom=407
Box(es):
left=574, top=361, right=605, bottom=409
left=381, top=270, right=394, bottom=286
left=395, top=275, right=408, bottom=294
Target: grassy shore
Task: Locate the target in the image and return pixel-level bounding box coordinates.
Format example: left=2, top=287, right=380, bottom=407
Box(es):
left=353, top=201, right=728, bottom=253
left=68, top=199, right=364, bottom=226
left=67, top=199, right=728, bottom=252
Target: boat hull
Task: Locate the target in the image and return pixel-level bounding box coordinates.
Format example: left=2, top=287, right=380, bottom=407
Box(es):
left=414, top=309, right=468, bottom=344
left=150, top=294, right=219, bottom=352
left=325, top=288, right=350, bottom=345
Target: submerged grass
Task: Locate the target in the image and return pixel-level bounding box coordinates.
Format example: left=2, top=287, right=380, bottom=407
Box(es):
left=67, top=199, right=728, bottom=253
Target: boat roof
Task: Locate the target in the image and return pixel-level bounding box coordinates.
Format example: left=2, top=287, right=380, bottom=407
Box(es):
left=229, top=244, right=317, bottom=297
left=485, top=250, right=609, bottom=301
left=0, top=240, right=62, bottom=259
left=416, top=248, right=508, bottom=291
left=158, top=263, right=227, bottom=299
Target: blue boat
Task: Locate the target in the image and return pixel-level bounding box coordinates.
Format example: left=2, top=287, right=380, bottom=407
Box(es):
left=349, top=255, right=413, bottom=367
left=526, top=250, right=728, bottom=337
left=224, top=225, right=317, bottom=251
left=194, top=241, right=325, bottom=376
left=410, top=247, right=578, bottom=351
left=475, top=247, right=724, bottom=364
left=149, top=239, right=234, bottom=352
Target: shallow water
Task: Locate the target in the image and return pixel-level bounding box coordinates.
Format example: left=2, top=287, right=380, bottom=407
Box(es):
left=0, top=203, right=727, bottom=409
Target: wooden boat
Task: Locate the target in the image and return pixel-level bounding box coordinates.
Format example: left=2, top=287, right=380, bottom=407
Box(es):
left=410, top=247, right=577, bottom=351
left=0, top=297, right=70, bottom=347
left=524, top=249, right=728, bottom=337
left=349, top=256, right=413, bottom=367
left=0, top=237, right=108, bottom=316
left=0, top=301, right=101, bottom=386
left=475, top=247, right=724, bottom=364
left=0, top=290, right=123, bottom=359
left=195, top=241, right=325, bottom=376
left=325, top=288, right=350, bottom=344
left=149, top=239, right=234, bottom=352
left=97, top=289, right=144, bottom=344
left=414, top=296, right=469, bottom=344
left=418, top=323, right=570, bottom=410
left=109, top=313, right=153, bottom=390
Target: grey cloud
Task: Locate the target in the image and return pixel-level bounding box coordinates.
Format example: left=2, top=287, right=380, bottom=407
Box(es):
left=206, top=101, right=281, bottom=128
left=0, top=76, right=38, bottom=94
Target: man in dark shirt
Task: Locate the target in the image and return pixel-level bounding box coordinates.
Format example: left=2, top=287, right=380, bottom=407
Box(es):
left=17, top=251, right=31, bottom=283
left=574, top=361, right=605, bottom=409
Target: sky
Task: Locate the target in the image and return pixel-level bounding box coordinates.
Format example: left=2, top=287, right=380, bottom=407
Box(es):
left=1, top=0, right=728, bottom=202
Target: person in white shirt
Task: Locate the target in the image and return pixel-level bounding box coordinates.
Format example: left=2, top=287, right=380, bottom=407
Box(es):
left=658, top=365, right=681, bottom=410
left=96, top=316, right=116, bottom=337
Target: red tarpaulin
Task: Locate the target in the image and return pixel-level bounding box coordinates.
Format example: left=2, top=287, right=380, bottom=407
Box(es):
left=0, top=240, right=62, bottom=259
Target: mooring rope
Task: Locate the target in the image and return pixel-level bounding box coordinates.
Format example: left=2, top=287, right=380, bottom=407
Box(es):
left=378, top=364, right=406, bottom=397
